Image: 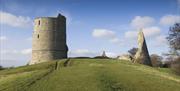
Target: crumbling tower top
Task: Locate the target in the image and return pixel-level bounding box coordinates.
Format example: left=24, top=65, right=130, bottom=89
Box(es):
left=134, top=30, right=152, bottom=66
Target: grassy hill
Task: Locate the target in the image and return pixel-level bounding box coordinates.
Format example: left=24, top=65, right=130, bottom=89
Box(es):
left=0, top=59, right=180, bottom=91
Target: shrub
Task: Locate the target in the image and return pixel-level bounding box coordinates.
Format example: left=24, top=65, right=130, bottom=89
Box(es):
left=0, top=65, right=4, bottom=70
left=94, top=56, right=110, bottom=59
left=171, top=57, right=180, bottom=75
left=150, top=54, right=163, bottom=67
left=162, top=62, right=171, bottom=68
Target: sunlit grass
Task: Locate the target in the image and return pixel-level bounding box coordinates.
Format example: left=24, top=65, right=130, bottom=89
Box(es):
left=0, top=59, right=180, bottom=91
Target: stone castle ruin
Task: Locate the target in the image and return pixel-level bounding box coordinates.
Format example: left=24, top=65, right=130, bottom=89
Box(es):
left=134, top=30, right=152, bottom=66
left=29, top=14, right=68, bottom=65
left=28, top=14, right=151, bottom=66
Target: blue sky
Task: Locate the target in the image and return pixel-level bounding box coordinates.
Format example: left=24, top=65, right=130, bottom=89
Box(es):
left=0, top=0, right=180, bottom=67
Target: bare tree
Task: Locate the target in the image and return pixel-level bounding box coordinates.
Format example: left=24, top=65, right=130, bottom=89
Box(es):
left=167, top=23, right=180, bottom=56
left=150, top=54, right=163, bottom=67
left=171, top=57, right=180, bottom=75
left=166, top=23, right=180, bottom=75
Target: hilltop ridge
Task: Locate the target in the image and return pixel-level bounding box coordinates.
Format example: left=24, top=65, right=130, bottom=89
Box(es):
left=0, top=59, right=180, bottom=91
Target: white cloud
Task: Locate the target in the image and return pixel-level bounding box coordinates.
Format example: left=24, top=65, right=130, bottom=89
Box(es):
left=0, top=11, right=32, bottom=28
left=69, top=49, right=97, bottom=57
left=0, top=49, right=19, bottom=54
left=143, top=27, right=161, bottom=37
left=0, top=48, right=31, bottom=55
left=160, top=15, right=180, bottom=26
left=21, top=48, right=32, bottom=55
left=92, top=29, right=116, bottom=39
left=110, top=38, right=120, bottom=43
left=131, top=16, right=155, bottom=29
left=92, top=29, right=122, bottom=45
left=125, top=31, right=138, bottom=39
left=0, top=36, right=7, bottom=41
left=125, top=26, right=161, bottom=39
left=0, top=49, right=31, bottom=67
left=154, top=35, right=168, bottom=46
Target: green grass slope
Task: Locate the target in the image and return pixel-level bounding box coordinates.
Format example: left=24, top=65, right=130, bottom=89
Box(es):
left=0, top=59, right=180, bottom=91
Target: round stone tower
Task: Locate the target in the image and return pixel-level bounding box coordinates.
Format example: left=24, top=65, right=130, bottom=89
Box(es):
left=29, top=14, right=68, bottom=65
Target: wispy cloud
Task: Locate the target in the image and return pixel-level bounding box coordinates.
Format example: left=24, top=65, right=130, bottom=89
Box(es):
left=125, top=31, right=137, bottom=39
left=154, top=35, right=168, bottom=46
left=92, top=29, right=116, bottom=39
left=125, top=26, right=161, bottom=39
left=160, top=15, right=180, bottom=26
left=0, top=48, right=31, bottom=55
left=143, top=27, right=161, bottom=37
left=130, top=16, right=155, bottom=29
left=0, top=36, right=7, bottom=41
left=124, top=15, right=168, bottom=51
left=92, top=29, right=122, bottom=44
left=0, top=11, right=32, bottom=28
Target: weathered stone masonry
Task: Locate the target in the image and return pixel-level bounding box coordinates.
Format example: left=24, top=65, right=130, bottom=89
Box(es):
left=29, top=14, right=68, bottom=65
left=134, top=30, right=152, bottom=66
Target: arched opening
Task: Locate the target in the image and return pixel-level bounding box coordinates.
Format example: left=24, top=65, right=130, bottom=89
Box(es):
left=38, top=20, right=40, bottom=25
left=37, top=34, right=39, bottom=38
